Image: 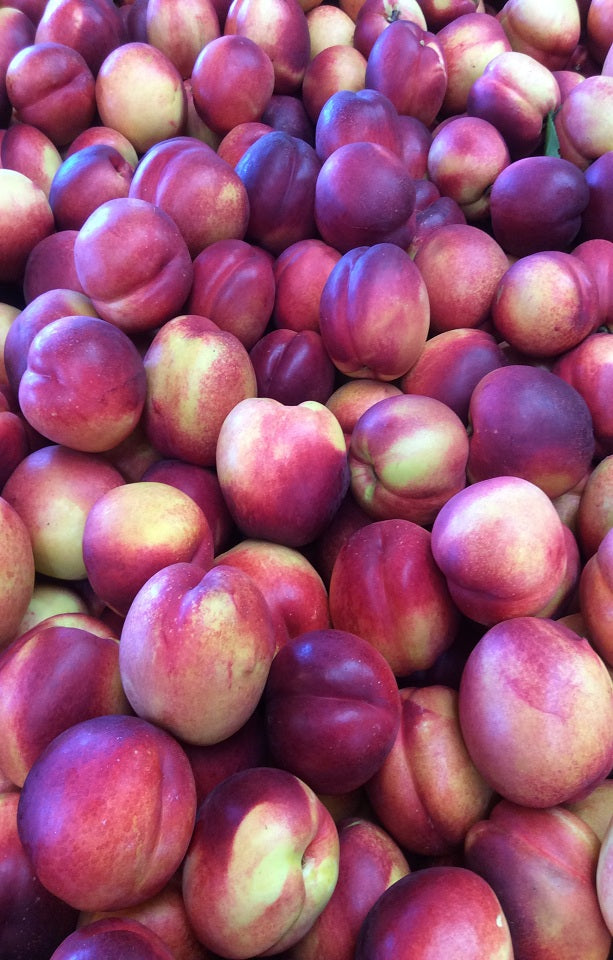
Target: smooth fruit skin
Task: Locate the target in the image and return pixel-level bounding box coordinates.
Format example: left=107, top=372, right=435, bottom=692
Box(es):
left=466, top=50, right=561, bottom=159
left=0, top=497, right=35, bottom=651
left=73, top=196, right=194, bottom=335
left=82, top=481, right=214, bottom=617
left=364, top=20, right=447, bottom=127
left=142, top=312, right=258, bottom=467
left=329, top=518, right=459, bottom=677
left=0, top=169, right=55, bottom=284
left=412, top=222, right=509, bottom=334
left=95, top=42, right=187, bottom=155
left=489, top=155, right=589, bottom=257
left=314, top=142, right=416, bottom=253
left=579, top=526, right=613, bottom=668
left=466, top=801, right=612, bottom=960
left=291, top=817, right=410, bottom=960
left=553, top=332, right=613, bottom=458
left=466, top=365, right=596, bottom=500
left=491, top=250, right=600, bottom=358
left=182, top=766, right=340, bottom=958
left=430, top=476, right=570, bottom=626
left=319, top=243, right=429, bottom=381
left=215, top=397, right=350, bottom=548
left=18, top=314, right=147, bottom=454
left=458, top=616, right=613, bottom=809
left=264, top=627, right=402, bottom=794
left=355, top=866, right=514, bottom=960
left=598, top=818, right=613, bottom=936
left=48, top=917, right=177, bottom=960
left=119, top=561, right=276, bottom=746
left=0, top=624, right=130, bottom=788
left=235, top=130, right=321, bottom=256
left=366, top=685, right=494, bottom=857
left=497, top=0, right=581, bottom=71
left=224, top=0, right=311, bottom=96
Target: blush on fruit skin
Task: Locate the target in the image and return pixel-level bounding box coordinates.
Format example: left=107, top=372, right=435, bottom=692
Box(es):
left=465, top=801, right=612, bottom=960
left=290, top=815, right=410, bottom=960
left=18, top=314, right=148, bottom=455
left=182, top=765, right=340, bottom=958
left=319, top=242, right=429, bottom=382
left=365, top=685, right=494, bottom=857
left=355, top=866, right=514, bottom=960
left=458, top=616, right=613, bottom=809
left=329, top=518, right=460, bottom=678
left=466, top=364, right=596, bottom=500
left=0, top=624, right=130, bottom=788
left=314, top=142, right=417, bottom=254
left=48, top=917, right=178, bottom=960
left=5, top=8, right=613, bottom=956
left=119, top=561, right=276, bottom=747
left=16, top=714, right=197, bottom=914
left=215, top=396, right=351, bottom=549
left=72, top=196, right=194, bottom=335
left=264, top=627, right=402, bottom=795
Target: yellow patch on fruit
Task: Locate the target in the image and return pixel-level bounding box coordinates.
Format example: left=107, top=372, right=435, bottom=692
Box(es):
left=225, top=803, right=306, bottom=934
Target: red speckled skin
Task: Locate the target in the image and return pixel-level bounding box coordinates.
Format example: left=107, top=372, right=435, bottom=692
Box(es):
left=319, top=243, right=429, bottom=382
left=579, top=526, right=613, bottom=667
left=17, top=714, right=197, bottom=913
left=142, top=312, right=257, bottom=468
left=348, top=394, right=469, bottom=527
left=401, top=328, right=507, bottom=425
left=187, top=237, right=275, bottom=351
left=130, top=140, right=250, bottom=259
left=82, top=482, right=214, bottom=616
left=73, top=197, right=194, bottom=335
left=0, top=624, right=130, bottom=787
left=412, top=223, right=509, bottom=334
left=3, top=287, right=97, bottom=393
left=214, top=538, right=330, bottom=653
left=554, top=332, right=613, bottom=459
left=6, top=41, right=96, bottom=147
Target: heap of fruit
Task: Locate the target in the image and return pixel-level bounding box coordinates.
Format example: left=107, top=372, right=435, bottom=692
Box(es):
left=1, top=0, right=613, bottom=958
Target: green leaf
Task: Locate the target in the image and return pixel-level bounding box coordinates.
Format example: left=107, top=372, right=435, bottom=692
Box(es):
left=544, top=110, right=561, bottom=158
